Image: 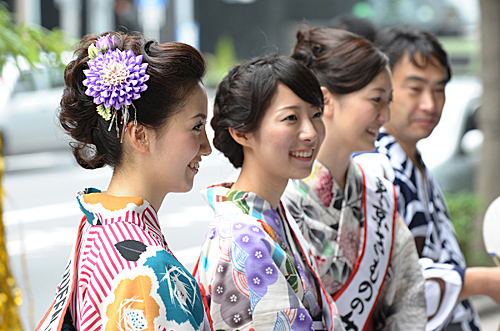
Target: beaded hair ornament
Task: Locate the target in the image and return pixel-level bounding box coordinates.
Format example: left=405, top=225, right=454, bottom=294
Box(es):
left=82, top=34, right=150, bottom=142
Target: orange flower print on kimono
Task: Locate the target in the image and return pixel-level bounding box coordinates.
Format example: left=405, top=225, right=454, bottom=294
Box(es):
left=104, top=240, right=206, bottom=330
left=105, top=275, right=160, bottom=330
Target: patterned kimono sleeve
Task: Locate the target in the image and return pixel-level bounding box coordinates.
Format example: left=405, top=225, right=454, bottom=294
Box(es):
left=196, top=214, right=316, bottom=331
left=393, top=187, right=465, bottom=330
left=282, top=183, right=336, bottom=280
left=372, top=217, right=427, bottom=331
left=94, top=240, right=206, bottom=331
left=418, top=258, right=464, bottom=331
left=282, top=182, right=325, bottom=243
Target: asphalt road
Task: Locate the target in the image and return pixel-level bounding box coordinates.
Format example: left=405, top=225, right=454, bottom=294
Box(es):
left=3, top=150, right=500, bottom=330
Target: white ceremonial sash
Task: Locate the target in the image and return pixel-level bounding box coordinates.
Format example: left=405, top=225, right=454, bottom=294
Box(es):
left=36, top=219, right=84, bottom=331
left=282, top=202, right=338, bottom=331
left=334, top=170, right=396, bottom=331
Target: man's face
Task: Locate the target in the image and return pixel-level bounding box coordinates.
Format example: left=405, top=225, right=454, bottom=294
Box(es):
left=385, top=52, right=449, bottom=147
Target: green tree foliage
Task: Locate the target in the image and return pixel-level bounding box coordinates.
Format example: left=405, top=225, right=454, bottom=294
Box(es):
left=445, top=191, right=492, bottom=266
left=0, top=2, right=70, bottom=74
left=204, top=35, right=237, bottom=87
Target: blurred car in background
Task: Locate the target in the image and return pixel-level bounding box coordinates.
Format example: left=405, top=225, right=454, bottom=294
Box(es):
left=0, top=62, right=69, bottom=156
left=418, top=76, right=482, bottom=193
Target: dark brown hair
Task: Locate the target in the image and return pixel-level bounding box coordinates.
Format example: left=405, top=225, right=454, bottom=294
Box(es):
left=212, top=54, right=323, bottom=168
left=59, top=31, right=206, bottom=169
left=293, top=27, right=388, bottom=95
left=374, top=26, right=451, bottom=82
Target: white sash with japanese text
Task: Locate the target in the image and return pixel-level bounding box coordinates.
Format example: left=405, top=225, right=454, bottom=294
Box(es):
left=334, top=172, right=396, bottom=331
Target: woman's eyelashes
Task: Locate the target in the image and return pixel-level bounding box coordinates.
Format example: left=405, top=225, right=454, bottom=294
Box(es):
left=372, top=96, right=392, bottom=104
left=313, top=108, right=323, bottom=118
left=283, top=114, right=298, bottom=122
left=283, top=108, right=323, bottom=122
left=193, top=121, right=206, bottom=132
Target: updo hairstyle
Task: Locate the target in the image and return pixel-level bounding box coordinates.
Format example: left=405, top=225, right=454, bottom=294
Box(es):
left=211, top=54, right=323, bottom=168
left=293, top=27, right=388, bottom=95
left=59, top=31, right=206, bottom=169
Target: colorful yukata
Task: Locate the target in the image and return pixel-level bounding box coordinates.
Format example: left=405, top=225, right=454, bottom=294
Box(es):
left=283, top=160, right=426, bottom=331
left=37, top=188, right=211, bottom=331
left=354, top=130, right=480, bottom=331
left=194, top=183, right=343, bottom=331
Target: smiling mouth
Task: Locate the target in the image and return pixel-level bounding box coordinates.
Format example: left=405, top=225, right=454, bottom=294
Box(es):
left=188, top=162, right=200, bottom=170
left=290, top=150, right=313, bottom=158
left=367, top=128, right=379, bottom=136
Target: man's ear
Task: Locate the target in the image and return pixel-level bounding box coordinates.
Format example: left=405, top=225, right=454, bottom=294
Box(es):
left=125, top=122, right=150, bottom=153
left=228, top=127, right=253, bottom=148
left=321, top=86, right=334, bottom=118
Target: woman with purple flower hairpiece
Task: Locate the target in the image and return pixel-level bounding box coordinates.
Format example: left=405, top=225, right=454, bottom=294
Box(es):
left=36, top=31, right=213, bottom=331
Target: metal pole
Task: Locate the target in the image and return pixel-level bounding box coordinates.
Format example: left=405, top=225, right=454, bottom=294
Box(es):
left=86, top=0, right=115, bottom=35
left=55, top=0, right=82, bottom=38
left=174, top=0, right=199, bottom=49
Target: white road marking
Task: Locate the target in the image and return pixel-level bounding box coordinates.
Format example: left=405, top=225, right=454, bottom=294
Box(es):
left=3, top=202, right=80, bottom=226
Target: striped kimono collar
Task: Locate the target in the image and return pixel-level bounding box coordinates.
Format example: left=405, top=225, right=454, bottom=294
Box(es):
left=76, top=187, right=164, bottom=244
left=375, top=129, right=412, bottom=169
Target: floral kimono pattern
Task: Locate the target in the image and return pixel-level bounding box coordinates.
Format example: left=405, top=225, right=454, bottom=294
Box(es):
left=194, top=183, right=343, bottom=331
left=354, top=129, right=480, bottom=331
left=36, top=188, right=211, bottom=331
left=283, top=160, right=426, bottom=330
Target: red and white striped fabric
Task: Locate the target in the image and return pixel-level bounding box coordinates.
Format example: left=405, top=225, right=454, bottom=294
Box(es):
left=36, top=188, right=211, bottom=331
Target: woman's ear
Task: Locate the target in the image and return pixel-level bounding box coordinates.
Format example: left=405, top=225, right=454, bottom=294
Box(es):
left=126, top=122, right=150, bottom=153
left=321, top=86, right=334, bottom=118
left=228, top=127, right=253, bottom=148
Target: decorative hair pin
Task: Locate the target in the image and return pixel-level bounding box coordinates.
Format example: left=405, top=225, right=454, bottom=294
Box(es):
left=82, top=34, right=150, bottom=142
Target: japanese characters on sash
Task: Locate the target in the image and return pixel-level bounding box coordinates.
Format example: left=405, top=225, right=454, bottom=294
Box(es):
left=334, top=175, right=396, bottom=330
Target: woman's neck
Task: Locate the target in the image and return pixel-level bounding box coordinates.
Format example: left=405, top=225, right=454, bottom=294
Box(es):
left=316, top=141, right=351, bottom=192
left=106, top=167, right=165, bottom=211
left=231, top=164, right=287, bottom=210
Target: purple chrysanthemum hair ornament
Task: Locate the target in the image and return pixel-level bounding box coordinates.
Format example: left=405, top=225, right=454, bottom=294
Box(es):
left=82, top=34, right=150, bottom=142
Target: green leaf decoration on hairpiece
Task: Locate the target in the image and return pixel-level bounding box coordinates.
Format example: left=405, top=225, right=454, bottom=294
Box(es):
left=88, top=44, right=99, bottom=61
left=96, top=104, right=112, bottom=121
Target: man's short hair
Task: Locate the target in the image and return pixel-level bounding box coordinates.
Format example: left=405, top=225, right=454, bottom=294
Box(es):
left=375, top=26, right=451, bottom=82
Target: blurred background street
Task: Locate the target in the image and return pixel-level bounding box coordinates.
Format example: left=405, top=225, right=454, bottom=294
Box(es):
left=1, top=0, right=500, bottom=329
